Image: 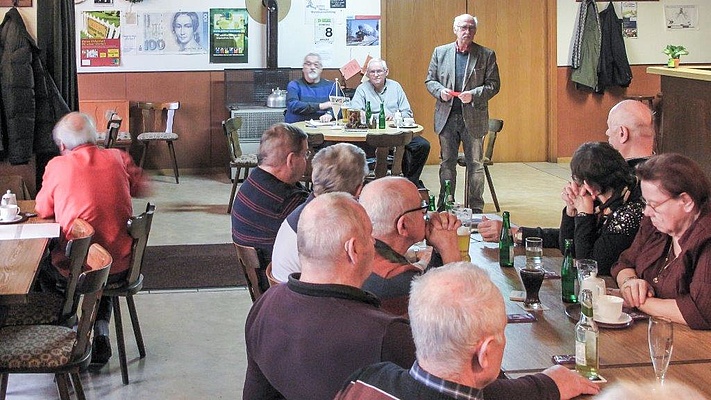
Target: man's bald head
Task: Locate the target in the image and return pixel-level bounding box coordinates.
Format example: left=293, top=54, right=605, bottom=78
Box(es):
left=605, top=100, right=655, bottom=159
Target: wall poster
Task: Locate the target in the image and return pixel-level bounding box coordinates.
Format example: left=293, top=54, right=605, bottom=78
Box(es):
left=80, top=10, right=121, bottom=67
left=121, top=11, right=209, bottom=55
left=210, top=8, right=249, bottom=64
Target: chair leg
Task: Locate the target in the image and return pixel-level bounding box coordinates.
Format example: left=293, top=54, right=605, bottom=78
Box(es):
left=139, top=141, right=149, bottom=169
left=463, top=165, right=470, bottom=209
left=1, top=373, right=8, bottom=400
left=167, top=141, right=179, bottom=184
left=55, top=373, right=71, bottom=400
left=112, top=298, right=130, bottom=385
left=70, top=372, right=86, bottom=400
left=228, top=174, right=239, bottom=214
left=484, top=165, right=500, bottom=212
left=126, top=295, right=146, bottom=358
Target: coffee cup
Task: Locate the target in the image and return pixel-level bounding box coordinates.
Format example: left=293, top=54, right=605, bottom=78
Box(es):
left=0, top=204, right=20, bottom=221
left=403, top=117, right=415, bottom=126
left=596, top=295, right=623, bottom=322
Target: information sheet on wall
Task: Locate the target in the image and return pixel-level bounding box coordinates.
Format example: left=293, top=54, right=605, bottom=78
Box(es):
left=75, top=0, right=381, bottom=72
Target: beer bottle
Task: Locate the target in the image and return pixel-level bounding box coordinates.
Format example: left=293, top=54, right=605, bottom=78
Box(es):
left=428, top=195, right=436, bottom=212
left=378, top=103, right=386, bottom=129
left=443, top=180, right=453, bottom=212
left=498, top=211, right=514, bottom=267
left=575, top=289, right=599, bottom=379
left=561, top=239, right=577, bottom=303
left=365, top=101, right=372, bottom=127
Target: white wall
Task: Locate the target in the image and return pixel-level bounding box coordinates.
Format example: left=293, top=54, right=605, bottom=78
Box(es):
left=0, top=5, right=37, bottom=42
left=73, top=0, right=381, bottom=73
left=557, top=0, right=710, bottom=66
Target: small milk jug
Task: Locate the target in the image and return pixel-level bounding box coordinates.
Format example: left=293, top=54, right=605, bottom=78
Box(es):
left=1, top=190, right=16, bottom=206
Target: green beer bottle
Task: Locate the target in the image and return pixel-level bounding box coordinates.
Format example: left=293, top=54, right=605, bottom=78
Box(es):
left=575, top=289, right=599, bottom=379
left=443, top=180, right=453, bottom=212
left=499, top=211, right=514, bottom=267
left=428, top=195, right=436, bottom=212
left=365, top=101, right=372, bottom=128
left=561, top=239, right=577, bottom=303
left=378, top=103, right=386, bottom=129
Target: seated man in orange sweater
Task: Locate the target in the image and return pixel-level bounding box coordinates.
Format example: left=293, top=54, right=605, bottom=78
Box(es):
left=35, top=112, right=151, bottom=366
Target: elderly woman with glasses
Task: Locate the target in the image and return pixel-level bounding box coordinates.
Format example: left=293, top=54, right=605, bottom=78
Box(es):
left=558, top=141, right=646, bottom=276
left=612, top=154, right=711, bottom=329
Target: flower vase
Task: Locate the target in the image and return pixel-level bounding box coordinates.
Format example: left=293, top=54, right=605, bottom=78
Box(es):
left=667, top=58, right=680, bottom=68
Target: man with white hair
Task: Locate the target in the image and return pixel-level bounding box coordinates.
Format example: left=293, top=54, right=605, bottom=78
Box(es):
left=337, top=262, right=600, bottom=400
left=35, top=111, right=150, bottom=366
left=351, top=58, right=431, bottom=188
left=426, top=14, right=501, bottom=213
left=285, top=52, right=335, bottom=123
left=271, top=143, right=369, bottom=282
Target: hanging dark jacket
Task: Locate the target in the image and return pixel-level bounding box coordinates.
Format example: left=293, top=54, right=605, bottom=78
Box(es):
left=597, top=2, right=633, bottom=92
left=0, top=8, right=66, bottom=165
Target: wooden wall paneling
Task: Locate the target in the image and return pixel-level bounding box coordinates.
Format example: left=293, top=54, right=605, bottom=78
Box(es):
left=77, top=73, right=127, bottom=100
left=555, top=65, right=661, bottom=158
left=468, top=0, right=550, bottom=162
left=125, top=72, right=213, bottom=171
left=382, top=0, right=468, bottom=165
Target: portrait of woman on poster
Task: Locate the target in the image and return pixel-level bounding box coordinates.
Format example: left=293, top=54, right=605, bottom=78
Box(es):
left=172, top=12, right=202, bottom=52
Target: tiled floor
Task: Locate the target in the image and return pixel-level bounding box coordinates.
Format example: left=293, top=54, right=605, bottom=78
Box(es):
left=5, top=162, right=570, bottom=399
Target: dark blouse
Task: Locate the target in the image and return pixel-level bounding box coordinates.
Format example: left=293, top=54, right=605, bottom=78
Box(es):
left=612, top=207, right=711, bottom=330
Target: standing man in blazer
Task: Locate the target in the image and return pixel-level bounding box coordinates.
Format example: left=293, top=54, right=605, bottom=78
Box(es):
left=426, top=14, right=500, bottom=213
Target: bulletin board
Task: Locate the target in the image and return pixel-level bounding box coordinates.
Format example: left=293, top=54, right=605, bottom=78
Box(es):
left=74, top=0, right=381, bottom=73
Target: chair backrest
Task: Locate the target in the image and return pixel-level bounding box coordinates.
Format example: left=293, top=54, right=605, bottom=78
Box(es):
left=223, top=117, right=244, bottom=160
left=484, top=119, right=504, bottom=164
left=71, top=243, right=112, bottom=362
left=125, top=203, right=156, bottom=286
left=137, top=102, right=180, bottom=134
left=301, top=132, right=325, bottom=188
left=0, top=175, right=31, bottom=200
left=234, top=244, right=265, bottom=302
left=60, top=218, right=95, bottom=323
left=265, top=262, right=279, bottom=288
left=365, top=131, right=413, bottom=178
left=104, top=114, right=123, bottom=149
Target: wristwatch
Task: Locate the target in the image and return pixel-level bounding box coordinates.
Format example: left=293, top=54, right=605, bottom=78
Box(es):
left=576, top=211, right=591, bottom=217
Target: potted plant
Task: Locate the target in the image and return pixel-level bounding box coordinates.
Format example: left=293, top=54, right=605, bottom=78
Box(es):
left=663, top=45, right=689, bottom=68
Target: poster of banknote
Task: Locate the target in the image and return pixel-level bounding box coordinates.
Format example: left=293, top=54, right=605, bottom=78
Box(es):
left=210, top=8, right=249, bottom=64
left=80, top=10, right=121, bottom=67
left=121, top=11, right=209, bottom=55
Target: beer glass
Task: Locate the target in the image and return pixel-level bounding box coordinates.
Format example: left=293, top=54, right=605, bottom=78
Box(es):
left=648, top=316, right=674, bottom=385
left=455, top=208, right=472, bottom=262
left=525, top=237, right=543, bottom=270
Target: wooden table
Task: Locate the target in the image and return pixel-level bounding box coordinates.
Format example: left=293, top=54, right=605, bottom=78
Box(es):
left=507, top=362, right=711, bottom=398
left=292, top=120, right=423, bottom=142
left=0, top=200, right=54, bottom=304
left=468, top=241, right=711, bottom=374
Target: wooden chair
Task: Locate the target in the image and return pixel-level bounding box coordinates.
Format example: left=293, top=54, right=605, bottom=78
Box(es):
left=2, top=218, right=95, bottom=327
left=265, top=262, right=279, bottom=288
left=457, top=118, right=504, bottom=211
left=234, top=244, right=265, bottom=302
left=301, top=132, right=325, bottom=190
left=101, top=203, right=155, bottom=385
left=104, top=112, right=123, bottom=149
left=224, top=117, right=258, bottom=213
left=0, top=244, right=112, bottom=400
left=0, top=175, right=31, bottom=200
left=365, top=131, right=413, bottom=180
left=137, top=102, right=180, bottom=184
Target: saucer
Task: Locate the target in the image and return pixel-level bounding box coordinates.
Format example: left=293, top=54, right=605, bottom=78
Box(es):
left=389, top=123, right=418, bottom=129
left=594, top=312, right=632, bottom=325
left=0, top=214, right=24, bottom=224
left=565, top=304, right=634, bottom=329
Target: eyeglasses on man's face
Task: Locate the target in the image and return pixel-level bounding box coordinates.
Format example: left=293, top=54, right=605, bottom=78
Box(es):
left=303, top=61, right=322, bottom=68
left=394, top=200, right=429, bottom=225
left=368, top=69, right=386, bottom=76
left=455, top=24, right=476, bottom=31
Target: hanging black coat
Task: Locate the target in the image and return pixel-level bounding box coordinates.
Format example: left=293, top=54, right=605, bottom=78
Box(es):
left=597, top=2, right=633, bottom=93
left=0, top=8, right=67, bottom=165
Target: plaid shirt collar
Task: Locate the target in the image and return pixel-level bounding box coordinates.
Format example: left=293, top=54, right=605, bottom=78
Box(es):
left=409, top=362, right=484, bottom=400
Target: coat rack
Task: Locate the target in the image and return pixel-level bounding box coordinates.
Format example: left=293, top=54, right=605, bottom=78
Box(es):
left=0, top=0, right=32, bottom=6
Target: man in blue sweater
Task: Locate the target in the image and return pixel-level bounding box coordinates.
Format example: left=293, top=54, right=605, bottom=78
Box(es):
left=285, top=53, right=335, bottom=123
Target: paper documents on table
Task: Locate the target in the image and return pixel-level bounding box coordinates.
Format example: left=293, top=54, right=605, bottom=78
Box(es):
left=305, top=120, right=335, bottom=128
left=0, top=223, right=60, bottom=241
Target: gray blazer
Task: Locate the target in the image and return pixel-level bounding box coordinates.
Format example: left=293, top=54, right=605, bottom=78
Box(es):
left=425, top=42, right=500, bottom=137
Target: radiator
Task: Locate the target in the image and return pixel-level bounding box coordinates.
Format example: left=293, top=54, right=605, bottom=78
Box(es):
left=229, top=106, right=285, bottom=143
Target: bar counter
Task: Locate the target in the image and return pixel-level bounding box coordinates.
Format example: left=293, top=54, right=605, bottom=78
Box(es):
left=646, top=66, right=711, bottom=178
